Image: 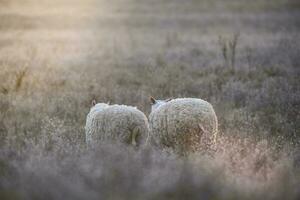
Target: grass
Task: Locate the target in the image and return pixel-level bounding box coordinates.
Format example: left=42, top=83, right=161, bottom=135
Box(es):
left=0, top=0, right=299, bottom=199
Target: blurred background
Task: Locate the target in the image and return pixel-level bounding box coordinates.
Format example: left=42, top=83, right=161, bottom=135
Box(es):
left=0, top=0, right=299, bottom=199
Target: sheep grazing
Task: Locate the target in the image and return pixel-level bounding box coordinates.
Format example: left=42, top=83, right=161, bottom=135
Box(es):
left=85, top=100, right=149, bottom=148
left=149, top=97, right=218, bottom=155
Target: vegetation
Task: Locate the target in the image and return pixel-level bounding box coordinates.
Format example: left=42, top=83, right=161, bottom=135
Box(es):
left=0, top=0, right=299, bottom=199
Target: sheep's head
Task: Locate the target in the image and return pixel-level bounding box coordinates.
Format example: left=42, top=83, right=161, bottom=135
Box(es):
left=90, top=100, right=109, bottom=112
left=150, top=96, right=172, bottom=112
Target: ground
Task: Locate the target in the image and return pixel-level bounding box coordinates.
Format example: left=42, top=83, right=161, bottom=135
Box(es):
left=0, top=0, right=299, bottom=199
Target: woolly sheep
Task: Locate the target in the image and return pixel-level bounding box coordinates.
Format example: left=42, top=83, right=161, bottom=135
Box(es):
left=148, top=97, right=218, bottom=155
left=85, top=100, right=149, bottom=148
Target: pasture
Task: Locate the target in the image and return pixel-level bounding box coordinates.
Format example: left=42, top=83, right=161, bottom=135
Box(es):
left=0, top=0, right=299, bottom=199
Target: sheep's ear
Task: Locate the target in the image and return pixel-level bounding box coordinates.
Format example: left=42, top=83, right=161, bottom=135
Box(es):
left=150, top=96, right=156, bottom=104
left=165, top=98, right=173, bottom=102
left=92, top=100, right=96, bottom=106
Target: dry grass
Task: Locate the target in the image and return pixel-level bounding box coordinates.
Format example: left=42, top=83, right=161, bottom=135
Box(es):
left=0, top=0, right=299, bottom=199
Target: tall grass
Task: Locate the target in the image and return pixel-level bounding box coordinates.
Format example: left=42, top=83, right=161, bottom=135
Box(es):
left=0, top=0, right=299, bottom=199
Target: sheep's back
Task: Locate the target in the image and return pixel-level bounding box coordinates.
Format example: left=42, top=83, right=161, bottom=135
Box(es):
left=149, top=98, right=218, bottom=154
left=87, top=105, right=148, bottom=147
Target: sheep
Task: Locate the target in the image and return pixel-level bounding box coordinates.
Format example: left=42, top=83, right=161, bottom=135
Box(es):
left=148, top=97, right=218, bottom=155
left=85, top=100, right=149, bottom=148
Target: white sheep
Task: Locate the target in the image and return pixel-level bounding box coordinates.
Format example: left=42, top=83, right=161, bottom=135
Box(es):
left=85, top=100, right=149, bottom=148
left=148, top=97, right=218, bottom=155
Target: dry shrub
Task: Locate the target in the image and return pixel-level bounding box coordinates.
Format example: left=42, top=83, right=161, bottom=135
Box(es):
left=0, top=132, right=299, bottom=200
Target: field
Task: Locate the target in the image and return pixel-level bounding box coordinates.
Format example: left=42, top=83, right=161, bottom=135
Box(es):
left=0, top=0, right=300, bottom=199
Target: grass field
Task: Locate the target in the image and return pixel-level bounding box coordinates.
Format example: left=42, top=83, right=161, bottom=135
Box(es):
left=0, top=0, right=300, bottom=199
